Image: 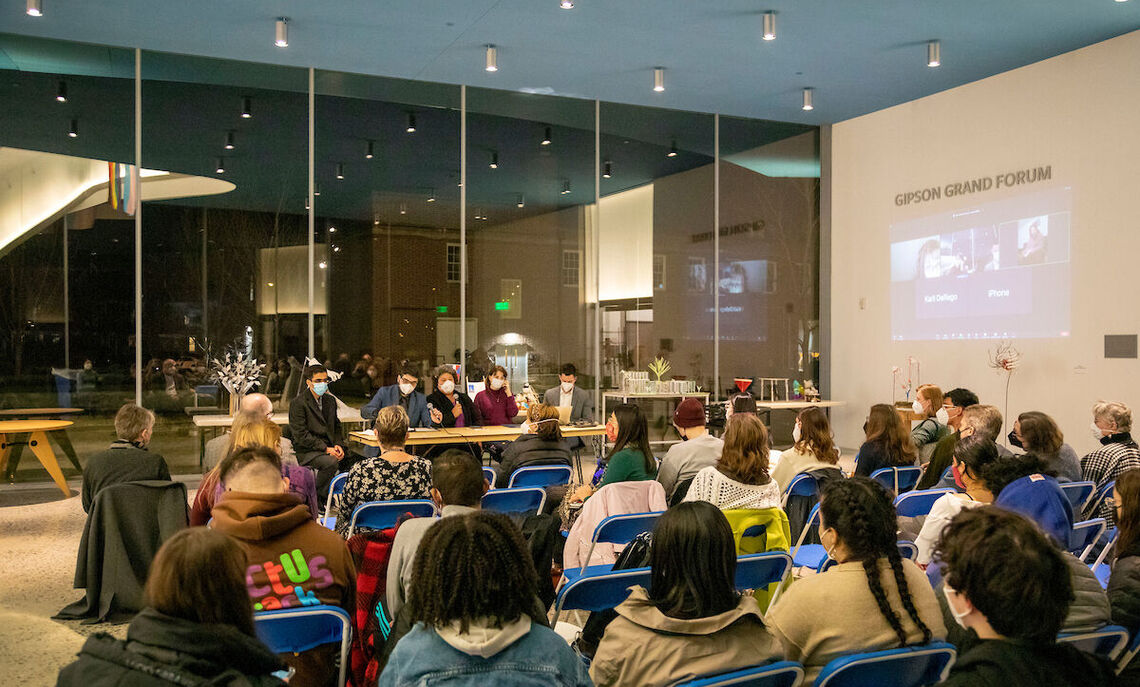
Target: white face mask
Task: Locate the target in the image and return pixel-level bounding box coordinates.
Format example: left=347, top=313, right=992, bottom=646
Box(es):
left=936, top=407, right=950, bottom=425
left=1091, top=422, right=1107, bottom=441
left=489, top=377, right=505, bottom=391
left=792, top=423, right=802, bottom=444
left=398, top=382, right=415, bottom=396
left=942, top=584, right=971, bottom=628
left=912, top=399, right=924, bottom=415
left=560, top=381, right=574, bottom=393
left=439, top=380, right=455, bottom=394
left=520, top=421, right=531, bottom=434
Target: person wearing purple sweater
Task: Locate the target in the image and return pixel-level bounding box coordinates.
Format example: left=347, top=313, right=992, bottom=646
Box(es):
left=474, top=365, right=519, bottom=426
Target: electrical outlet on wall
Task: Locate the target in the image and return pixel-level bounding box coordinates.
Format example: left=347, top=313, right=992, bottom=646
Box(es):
left=858, top=297, right=867, bottom=311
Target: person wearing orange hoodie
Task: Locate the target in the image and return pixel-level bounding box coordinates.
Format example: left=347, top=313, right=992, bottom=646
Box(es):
left=211, top=444, right=357, bottom=687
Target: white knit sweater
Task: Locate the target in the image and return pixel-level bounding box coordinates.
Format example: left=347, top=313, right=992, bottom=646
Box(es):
left=682, top=466, right=782, bottom=510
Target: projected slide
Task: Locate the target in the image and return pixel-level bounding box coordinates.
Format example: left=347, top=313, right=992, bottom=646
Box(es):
left=890, top=187, right=1071, bottom=341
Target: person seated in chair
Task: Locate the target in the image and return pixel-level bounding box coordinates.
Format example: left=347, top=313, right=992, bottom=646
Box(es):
left=82, top=403, right=170, bottom=513
left=361, top=362, right=438, bottom=428
left=495, top=403, right=572, bottom=489
left=543, top=363, right=594, bottom=451
left=657, top=398, right=723, bottom=503
left=683, top=413, right=779, bottom=510
left=211, top=444, right=356, bottom=687
left=289, top=363, right=350, bottom=501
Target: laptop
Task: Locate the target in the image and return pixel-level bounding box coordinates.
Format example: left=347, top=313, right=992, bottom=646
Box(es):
left=557, top=405, right=572, bottom=425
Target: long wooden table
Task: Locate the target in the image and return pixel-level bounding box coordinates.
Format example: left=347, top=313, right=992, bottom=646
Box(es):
left=350, top=424, right=607, bottom=448
left=0, top=407, right=83, bottom=479
left=0, top=419, right=75, bottom=496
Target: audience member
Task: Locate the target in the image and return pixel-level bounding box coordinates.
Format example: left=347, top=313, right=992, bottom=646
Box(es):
left=917, top=392, right=986, bottom=490
left=854, top=403, right=919, bottom=477
left=725, top=393, right=758, bottom=420
left=211, top=445, right=356, bottom=686
left=204, top=393, right=295, bottom=471
left=914, top=436, right=999, bottom=565
left=57, top=527, right=286, bottom=686
left=1011, top=411, right=1081, bottom=483
left=684, top=413, right=780, bottom=510
left=474, top=365, right=519, bottom=426
left=387, top=450, right=489, bottom=619
left=572, top=403, right=656, bottom=502
left=1082, top=400, right=1140, bottom=522
left=910, top=384, right=948, bottom=463
left=289, top=363, right=348, bottom=500
left=935, top=508, right=1117, bottom=686
left=769, top=406, right=840, bottom=489
left=191, top=414, right=318, bottom=526
left=426, top=366, right=480, bottom=428
left=334, top=406, right=432, bottom=538
left=766, top=477, right=946, bottom=682
left=378, top=511, right=590, bottom=687
left=589, top=502, right=782, bottom=686
left=361, top=362, right=438, bottom=427
left=656, top=398, right=723, bottom=502
left=81, top=403, right=170, bottom=513
left=1109, top=469, right=1140, bottom=635
left=266, top=358, right=290, bottom=395
left=495, top=403, right=571, bottom=488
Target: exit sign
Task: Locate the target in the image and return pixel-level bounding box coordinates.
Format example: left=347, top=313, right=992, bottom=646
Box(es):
left=494, top=301, right=510, bottom=311
left=436, top=306, right=448, bottom=313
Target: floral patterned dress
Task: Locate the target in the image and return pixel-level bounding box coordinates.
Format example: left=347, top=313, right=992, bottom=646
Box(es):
left=334, top=451, right=433, bottom=537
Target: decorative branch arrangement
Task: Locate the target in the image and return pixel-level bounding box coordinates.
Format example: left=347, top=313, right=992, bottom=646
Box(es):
left=893, top=356, right=921, bottom=402
left=988, top=341, right=1021, bottom=442
left=648, top=357, right=672, bottom=382
left=209, top=343, right=265, bottom=401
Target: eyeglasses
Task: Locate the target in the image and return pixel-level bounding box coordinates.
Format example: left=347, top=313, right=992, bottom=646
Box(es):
left=1106, top=496, right=1119, bottom=509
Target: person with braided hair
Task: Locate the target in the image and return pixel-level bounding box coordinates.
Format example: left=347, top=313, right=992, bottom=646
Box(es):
left=378, top=511, right=590, bottom=687
left=766, top=477, right=946, bottom=682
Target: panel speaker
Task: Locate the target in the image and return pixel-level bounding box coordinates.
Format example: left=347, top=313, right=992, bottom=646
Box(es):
left=1105, top=335, right=1138, bottom=359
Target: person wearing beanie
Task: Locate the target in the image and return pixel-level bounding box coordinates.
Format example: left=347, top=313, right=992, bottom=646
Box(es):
left=657, top=398, right=723, bottom=503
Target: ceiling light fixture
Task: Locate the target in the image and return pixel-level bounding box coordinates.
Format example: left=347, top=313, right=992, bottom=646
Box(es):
left=561, top=180, right=572, bottom=195
left=485, top=45, right=498, bottom=72
left=400, top=203, right=407, bottom=215
left=56, top=81, right=67, bottom=103
left=318, top=261, right=327, bottom=269
left=406, top=113, right=416, bottom=133
left=328, top=226, right=337, bottom=233
left=802, top=87, right=814, bottom=111
left=560, top=0, right=574, bottom=8
left=516, top=193, right=525, bottom=208
left=762, top=11, right=776, bottom=41
left=927, top=40, right=941, bottom=67
left=26, top=0, right=42, bottom=17
left=224, top=131, right=236, bottom=150
left=336, top=163, right=345, bottom=180
left=667, top=139, right=678, bottom=158
left=653, top=67, right=665, bottom=92
left=489, top=151, right=499, bottom=169
left=241, top=96, right=252, bottom=119
left=602, top=160, right=613, bottom=178
left=365, top=139, right=375, bottom=159
left=68, top=118, right=78, bottom=138
left=541, top=126, right=552, bottom=146
left=427, top=189, right=437, bottom=203
left=215, top=157, right=225, bottom=174
left=314, top=183, right=321, bottom=196
left=275, top=18, right=289, bottom=48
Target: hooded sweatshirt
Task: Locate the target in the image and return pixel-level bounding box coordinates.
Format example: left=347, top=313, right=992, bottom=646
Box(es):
left=940, top=637, right=1117, bottom=687
left=589, top=586, right=783, bottom=687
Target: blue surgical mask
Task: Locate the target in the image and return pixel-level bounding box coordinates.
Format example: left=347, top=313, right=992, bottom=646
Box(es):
left=313, top=381, right=328, bottom=396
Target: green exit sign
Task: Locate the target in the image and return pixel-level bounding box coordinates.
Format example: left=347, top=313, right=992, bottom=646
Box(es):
left=436, top=306, right=448, bottom=313
left=494, top=301, right=510, bottom=311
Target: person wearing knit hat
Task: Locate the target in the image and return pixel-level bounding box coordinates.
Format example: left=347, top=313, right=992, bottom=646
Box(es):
left=657, top=398, right=724, bottom=503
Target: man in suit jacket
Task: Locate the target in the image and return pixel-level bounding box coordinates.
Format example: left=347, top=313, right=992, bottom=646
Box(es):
left=361, top=362, right=436, bottom=428
left=543, top=363, right=594, bottom=451
left=82, top=403, right=171, bottom=513
left=288, top=364, right=346, bottom=500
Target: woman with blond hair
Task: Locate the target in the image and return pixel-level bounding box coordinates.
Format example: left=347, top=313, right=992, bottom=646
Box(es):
left=910, top=384, right=948, bottom=464
left=496, top=403, right=571, bottom=488
left=684, top=413, right=781, bottom=510
left=189, top=413, right=319, bottom=525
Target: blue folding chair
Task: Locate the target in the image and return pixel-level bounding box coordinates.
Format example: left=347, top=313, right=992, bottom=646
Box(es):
left=1085, top=480, right=1116, bottom=517
left=676, top=661, right=805, bottom=687
left=1070, top=518, right=1107, bottom=562
left=1057, top=625, right=1130, bottom=662
left=817, top=541, right=918, bottom=573
left=1059, top=481, right=1096, bottom=512
left=482, top=466, right=496, bottom=487
left=781, top=472, right=821, bottom=509
left=736, top=552, right=793, bottom=608
left=552, top=567, right=652, bottom=624
left=870, top=466, right=923, bottom=494
left=508, top=464, right=572, bottom=488
left=1116, top=630, right=1140, bottom=674
left=347, top=499, right=437, bottom=537
left=255, top=605, right=352, bottom=687
left=561, top=511, right=665, bottom=585
left=319, top=472, right=350, bottom=529
left=814, top=642, right=956, bottom=687
left=481, top=487, right=546, bottom=515
left=894, top=488, right=955, bottom=518
left=789, top=503, right=827, bottom=570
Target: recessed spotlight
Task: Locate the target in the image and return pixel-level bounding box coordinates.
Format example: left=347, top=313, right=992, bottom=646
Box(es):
left=318, top=261, right=327, bottom=269
left=56, top=81, right=67, bottom=103
left=26, top=0, right=42, bottom=17
left=275, top=18, right=289, bottom=48
left=489, top=151, right=499, bottom=169
left=560, top=0, right=574, bottom=8
left=667, top=139, right=678, bottom=158
left=802, top=87, right=814, bottom=111
left=336, top=163, right=345, bottom=180
left=365, top=140, right=375, bottom=159
left=762, top=11, right=776, bottom=41
left=516, top=193, right=525, bottom=208
left=332, top=245, right=341, bottom=253
left=485, top=45, right=498, bottom=72
left=653, top=67, right=665, bottom=92
left=427, top=189, right=437, bottom=203
left=541, top=126, right=552, bottom=146
left=927, top=40, right=941, bottom=67
left=602, top=160, right=613, bottom=178
left=406, top=113, right=416, bottom=133
left=215, top=157, right=225, bottom=174
left=561, top=180, right=572, bottom=195
left=241, top=96, right=252, bottom=119
left=328, top=226, right=337, bottom=233
left=68, top=118, right=78, bottom=138
left=224, top=131, right=236, bottom=150
left=400, top=202, right=407, bottom=215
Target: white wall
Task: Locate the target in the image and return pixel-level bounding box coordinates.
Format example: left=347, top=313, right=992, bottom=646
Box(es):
left=830, top=31, right=1140, bottom=455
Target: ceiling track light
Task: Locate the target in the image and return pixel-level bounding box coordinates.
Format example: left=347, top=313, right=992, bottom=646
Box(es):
left=667, top=139, right=678, bottom=158
left=560, top=0, right=574, bottom=8
left=56, top=80, right=67, bottom=103
left=215, top=157, right=225, bottom=174
left=275, top=17, right=289, bottom=48
left=653, top=67, right=665, bottom=92
left=802, top=87, right=814, bottom=111
left=241, top=96, right=252, bottom=119
left=399, top=202, right=407, bottom=215
left=541, top=126, right=552, bottom=146
left=561, top=180, right=572, bottom=195
left=224, top=131, right=236, bottom=150
left=762, top=11, right=776, bottom=41
left=314, top=183, right=321, bottom=197
left=602, top=160, right=613, bottom=178
left=516, top=193, right=525, bottom=208
left=365, top=139, right=375, bottom=159
left=489, top=151, right=499, bottom=169
left=67, top=118, right=78, bottom=138
left=927, top=40, right=941, bottom=67
left=336, top=163, right=345, bottom=180
left=406, top=113, right=416, bottom=133
left=485, top=44, right=498, bottom=72
left=427, top=189, right=437, bottom=203
left=26, top=0, right=42, bottom=17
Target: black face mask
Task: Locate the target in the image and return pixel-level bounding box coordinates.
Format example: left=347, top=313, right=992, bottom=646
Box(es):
left=862, top=422, right=869, bottom=435
left=1007, top=430, right=1023, bottom=449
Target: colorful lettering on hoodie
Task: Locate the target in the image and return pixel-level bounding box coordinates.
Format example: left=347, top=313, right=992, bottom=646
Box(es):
left=247, top=548, right=335, bottom=611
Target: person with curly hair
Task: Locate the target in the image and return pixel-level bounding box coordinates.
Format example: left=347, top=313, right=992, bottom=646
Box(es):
left=935, top=508, right=1117, bottom=686
left=683, top=413, right=780, bottom=510
left=379, top=511, right=590, bottom=687
left=765, top=477, right=946, bottom=682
